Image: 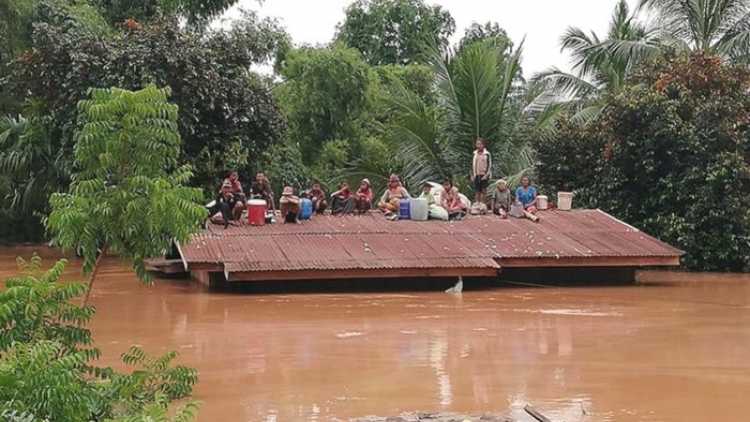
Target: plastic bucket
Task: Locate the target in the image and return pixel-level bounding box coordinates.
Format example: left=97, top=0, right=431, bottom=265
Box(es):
left=299, top=198, right=313, bottom=220
left=557, top=192, right=573, bottom=211
left=410, top=198, right=428, bottom=221
left=398, top=199, right=411, bottom=219
left=247, top=199, right=267, bottom=226
left=537, top=195, right=549, bottom=210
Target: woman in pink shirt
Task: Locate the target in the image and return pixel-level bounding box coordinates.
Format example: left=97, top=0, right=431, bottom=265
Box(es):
left=355, top=179, right=373, bottom=214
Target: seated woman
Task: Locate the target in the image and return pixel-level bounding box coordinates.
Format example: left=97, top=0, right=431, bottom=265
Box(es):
left=307, top=180, right=327, bottom=214
left=491, top=179, right=511, bottom=219
left=279, top=186, right=301, bottom=223
left=514, top=175, right=540, bottom=222
left=208, top=182, right=244, bottom=228
left=420, top=182, right=448, bottom=221
left=331, top=180, right=356, bottom=214
left=250, top=172, right=274, bottom=213
left=440, top=178, right=466, bottom=220
left=378, top=174, right=410, bottom=213
left=355, top=179, right=373, bottom=214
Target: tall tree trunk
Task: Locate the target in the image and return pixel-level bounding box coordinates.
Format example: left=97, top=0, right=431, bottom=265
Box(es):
left=82, top=244, right=108, bottom=307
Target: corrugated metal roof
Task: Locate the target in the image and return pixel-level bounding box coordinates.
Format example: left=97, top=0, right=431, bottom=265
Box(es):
left=180, top=209, right=683, bottom=274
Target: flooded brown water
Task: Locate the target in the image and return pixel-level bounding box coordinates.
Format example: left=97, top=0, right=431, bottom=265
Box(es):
left=2, top=247, right=749, bottom=422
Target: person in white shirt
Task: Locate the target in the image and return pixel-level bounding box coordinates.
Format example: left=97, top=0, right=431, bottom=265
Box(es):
left=470, top=138, right=492, bottom=206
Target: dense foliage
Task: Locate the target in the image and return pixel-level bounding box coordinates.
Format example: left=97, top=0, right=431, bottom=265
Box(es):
left=0, top=255, right=199, bottom=421
left=536, top=53, right=750, bottom=271
left=533, top=118, right=606, bottom=205
left=6, top=10, right=287, bottom=195
left=46, top=85, right=207, bottom=303
left=335, top=0, right=455, bottom=66
left=276, top=45, right=376, bottom=162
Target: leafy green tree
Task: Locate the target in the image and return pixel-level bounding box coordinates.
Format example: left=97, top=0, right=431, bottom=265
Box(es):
left=0, top=0, right=108, bottom=114
left=0, top=255, right=199, bottom=421
left=45, top=85, right=207, bottom=304
left=95, top=0, right=240, bottom=25
left=7, top=11, right=287, bottom=197
left=534, top=0, right=661, bottom=122
left=373, top=64, right=434, bottom=104
left=258, top=142, right=311, bottom=198
left=335, top=0, right=456, bottom=65
left=536, top=52, right=750, bottom=271
left=276, top=44, right=376, bottom=162
left=532, top=118, right=606, bottom=205
left=457, top=21, right=512, bottom=52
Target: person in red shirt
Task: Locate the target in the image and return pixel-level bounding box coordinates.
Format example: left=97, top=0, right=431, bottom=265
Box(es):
left=306, top=180, right=328, bottom=214
left=221, top=170, right=244, bottom=197
left=355, top=178, right=373, bottom=214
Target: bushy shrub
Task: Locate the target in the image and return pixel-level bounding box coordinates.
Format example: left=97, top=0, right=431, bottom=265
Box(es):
left=0, top=255, right=200, bottom=421
left=533, top=118, right=607, bottom=208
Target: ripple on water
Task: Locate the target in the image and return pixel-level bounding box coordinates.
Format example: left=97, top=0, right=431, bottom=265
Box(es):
left=335, top=331, right=365, bottom=339
left=514, top=308, right=623, bottom=317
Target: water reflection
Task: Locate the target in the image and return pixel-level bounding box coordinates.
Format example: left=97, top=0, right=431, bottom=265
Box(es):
left=1, top=251, right=749, bottom=422
left=428, top=331, right=451, bottom=407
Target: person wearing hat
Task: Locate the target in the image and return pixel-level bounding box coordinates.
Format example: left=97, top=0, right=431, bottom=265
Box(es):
left=355, top=178, right=373, bottom=214
left=279, top=186, right=301, bottom=223
left=378, top=174, right=410, bottom=213
left=208, top=181, right=244, bottom=228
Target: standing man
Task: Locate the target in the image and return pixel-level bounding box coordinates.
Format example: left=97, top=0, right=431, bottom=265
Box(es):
left=471, top=138, right=492, bottom=205
left=250, top=172, right=275, bottom=213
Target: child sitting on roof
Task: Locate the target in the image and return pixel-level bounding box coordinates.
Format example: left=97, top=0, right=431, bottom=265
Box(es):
left=440, top=178, right=466, bottom=221
left=420, top=182, right=448, bottom=221
left=355, top=179, right=373, bottom=214
left=279, top=187, right=301, bottom=223
left=306, top=180, right=327, bottom=214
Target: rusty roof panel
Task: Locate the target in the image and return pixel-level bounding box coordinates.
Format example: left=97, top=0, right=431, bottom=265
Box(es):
left=180, top=210, right=683, bottom=272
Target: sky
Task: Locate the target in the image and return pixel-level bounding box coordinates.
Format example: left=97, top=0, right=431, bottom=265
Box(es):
left=223, top=0, right=640, bottom=78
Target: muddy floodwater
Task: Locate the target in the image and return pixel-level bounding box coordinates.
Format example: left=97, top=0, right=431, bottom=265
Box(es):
left=2, top=248, right=749, bottom=422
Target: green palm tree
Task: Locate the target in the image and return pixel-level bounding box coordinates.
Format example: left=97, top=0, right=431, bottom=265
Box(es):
left=354, top=37, right=549, bottom=193
left=533, top=0, right=661, bottom=123
left=637, top=0, right=750, bottom=61
left=594, top=0, right=750, bottom=66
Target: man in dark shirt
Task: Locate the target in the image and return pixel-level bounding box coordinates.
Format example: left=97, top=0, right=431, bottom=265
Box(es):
left=208, top=182, right=243, bottom=228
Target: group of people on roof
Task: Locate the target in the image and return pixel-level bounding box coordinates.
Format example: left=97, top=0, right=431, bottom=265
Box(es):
left=206, top=138, right=542, bottom=227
